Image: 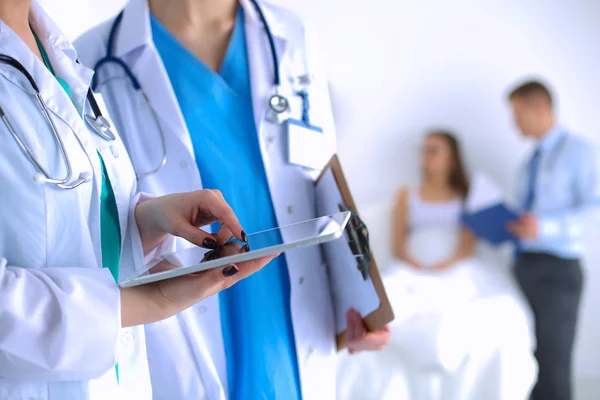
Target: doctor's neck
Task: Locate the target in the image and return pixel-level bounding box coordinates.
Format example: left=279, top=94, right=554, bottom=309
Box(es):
left=0, top=0, right=31, bottom=37
left=0, top=0, right=43, bottom=62
left=149, top=0, right=238, bottom=29
left=150, top=0, right=239, bottom=71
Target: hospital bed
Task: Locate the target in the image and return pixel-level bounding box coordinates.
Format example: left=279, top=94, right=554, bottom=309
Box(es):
left=335, top=199, right=537, bottom=400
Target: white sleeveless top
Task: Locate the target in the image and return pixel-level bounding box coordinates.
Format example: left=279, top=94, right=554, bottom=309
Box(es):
left=407, top=188, right=464, bottom=265
left=408, top=188, right=463, bottom=231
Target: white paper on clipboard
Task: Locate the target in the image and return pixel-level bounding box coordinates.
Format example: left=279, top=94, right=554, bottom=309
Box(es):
left=315, top=168, right=380, bottom=333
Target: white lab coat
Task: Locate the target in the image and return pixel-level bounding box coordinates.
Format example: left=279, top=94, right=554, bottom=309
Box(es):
left=76, top=0, right=339, bottom=399
left=0, top=3, right=155, bottom=399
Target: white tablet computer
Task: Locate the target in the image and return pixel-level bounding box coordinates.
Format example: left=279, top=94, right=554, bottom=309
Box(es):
left=119, top=211, right=351, bottom=287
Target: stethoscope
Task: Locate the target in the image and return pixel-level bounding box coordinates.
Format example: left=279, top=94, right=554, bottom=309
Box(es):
left=0, top=54, right=117, bottom=190
left=91, top=10, right=167, bottom=180
left=246, top=0, right=292, bottom=124
left=91, top=0, right=298, bottom=178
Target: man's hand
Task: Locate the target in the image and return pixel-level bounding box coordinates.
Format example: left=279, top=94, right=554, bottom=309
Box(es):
left=507, top=212, right=539, bottom=240
left=346, top=308, right=390, bottom=355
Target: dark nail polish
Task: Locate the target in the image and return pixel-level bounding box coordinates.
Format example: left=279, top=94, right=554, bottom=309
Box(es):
left=206, top=248, right=221, bottom=261
left=242, top=244, right=250, bottom=253
left=222, top=265, right=239, bottom=277
left=241, top=230, right=248, bottom=242
left=202, top=238, right=218, bottom=249
left=201, top=250, right=214, bottom=262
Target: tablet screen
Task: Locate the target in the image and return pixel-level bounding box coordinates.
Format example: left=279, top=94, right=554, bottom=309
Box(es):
left=121, top=211, right=351, bottom=287
left=244, top=211, right=348, bottom=249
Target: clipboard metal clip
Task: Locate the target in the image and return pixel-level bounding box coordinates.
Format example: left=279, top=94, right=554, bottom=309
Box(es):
left=338, top=203, right=372, bottom=280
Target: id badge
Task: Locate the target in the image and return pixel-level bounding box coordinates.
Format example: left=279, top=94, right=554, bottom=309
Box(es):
left=287, top=118, right=325, bottom=170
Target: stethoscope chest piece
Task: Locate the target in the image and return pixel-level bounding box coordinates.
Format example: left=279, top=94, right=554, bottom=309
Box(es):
left=85, top=114, right=116, bottom=142
left=266, top=93, right=290, bottom=124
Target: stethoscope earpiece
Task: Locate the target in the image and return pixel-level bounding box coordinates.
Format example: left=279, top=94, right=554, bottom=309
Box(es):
left=81, top=171, right=93, bottom=183
left=33, top=173, right=46, bottom=185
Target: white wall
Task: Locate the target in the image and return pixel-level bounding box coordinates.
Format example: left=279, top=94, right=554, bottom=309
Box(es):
left=272, top=1, right=600, bottom=392
left=39, top=0, right=600, bottom=394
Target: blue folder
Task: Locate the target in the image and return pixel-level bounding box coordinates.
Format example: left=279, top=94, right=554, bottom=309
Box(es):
left=461, top=203, right=520, bottom=245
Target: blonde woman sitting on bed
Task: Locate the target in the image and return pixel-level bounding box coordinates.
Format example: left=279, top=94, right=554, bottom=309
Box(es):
left=336, top=131, right=536, bottom=400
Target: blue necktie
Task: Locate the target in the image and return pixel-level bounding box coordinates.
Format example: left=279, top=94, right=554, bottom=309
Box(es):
left=524, top=147, right=542, bottom=211
left=515, top=147, right=541, bottom=259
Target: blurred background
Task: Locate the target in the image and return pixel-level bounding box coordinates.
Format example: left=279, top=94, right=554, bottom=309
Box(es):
left=39, top=0, right=600, bottom=397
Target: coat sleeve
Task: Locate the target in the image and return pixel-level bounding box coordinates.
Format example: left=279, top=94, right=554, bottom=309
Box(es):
left=124, top=192, right=178, bottom=279
left=0, top=261, right=121, bottom=381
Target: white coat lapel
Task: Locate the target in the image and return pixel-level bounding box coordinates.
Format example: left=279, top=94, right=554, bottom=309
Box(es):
left=115, top=0, right=196, bottom=162
left=0, top=5, right=101, bottom=185
left=132, top=47, right=196, bottom=159
left=241, top=0, right=288, bottom=134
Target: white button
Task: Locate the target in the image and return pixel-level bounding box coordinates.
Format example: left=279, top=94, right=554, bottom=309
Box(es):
left=110, top=145, right=119, bottom=158
left=180, top=160, right=188, bottom=169
left=308, top=347, right=316, bottom=356
left=121, top=331, right=134, bottom=347
left=267, top=136, right=275, bottom=143
left=287, top=205, right=293, bottom=214
left=298, top=277, right=305, bottom=285
left=197, top=306, right=207, bottom=314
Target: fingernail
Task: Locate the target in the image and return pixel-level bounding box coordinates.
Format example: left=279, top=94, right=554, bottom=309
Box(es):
left=241, top=230, right=248, bottom=242
left=202, top=238, right=218, bottom=249
left=201, top=250, right=214, bottom=262
left=242, top=244, right=250, bottom=253
left=222, top=265, right=239, bottom=277
left=207, top=249, right=221, bottom=261
left=200, top=250, right=214, bottom=262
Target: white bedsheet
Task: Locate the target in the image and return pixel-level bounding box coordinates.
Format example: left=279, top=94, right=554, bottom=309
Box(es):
left=336, top=252, right=537, bottom=400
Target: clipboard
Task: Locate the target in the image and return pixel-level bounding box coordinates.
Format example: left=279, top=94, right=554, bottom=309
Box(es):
left=462, top=203, right=520, bottom=245
left=315, top=155, right=395, bottom=350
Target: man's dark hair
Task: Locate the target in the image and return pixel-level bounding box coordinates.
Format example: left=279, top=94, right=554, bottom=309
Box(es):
left=508, top=80, right=553, bottom=107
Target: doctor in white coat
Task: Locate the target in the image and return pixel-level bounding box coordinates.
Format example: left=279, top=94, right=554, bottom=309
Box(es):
left=76, top=0, right=390, bottom=399
left=0, top=1, right=275, bottom=399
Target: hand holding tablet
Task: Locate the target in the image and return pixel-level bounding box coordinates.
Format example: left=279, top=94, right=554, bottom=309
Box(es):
left=120, top=211, right=351, bottom=288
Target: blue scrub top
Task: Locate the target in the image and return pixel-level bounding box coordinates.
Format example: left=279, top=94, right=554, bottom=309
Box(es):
left=151, top=8, right=301, bottom=400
